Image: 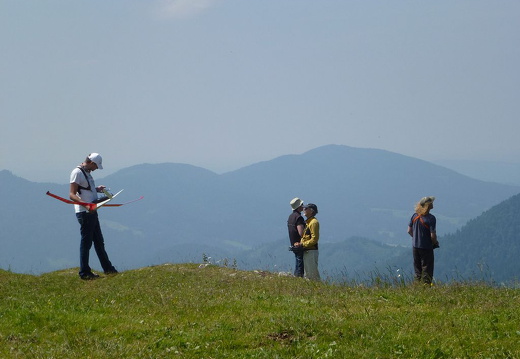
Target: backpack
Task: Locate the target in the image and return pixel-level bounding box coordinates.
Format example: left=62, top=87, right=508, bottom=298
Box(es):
left=76, top=166, right=92, bottom=194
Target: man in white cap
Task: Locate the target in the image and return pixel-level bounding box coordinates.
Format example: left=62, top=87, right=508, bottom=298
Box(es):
left=287, top=197, right=305, bottom=277
left=407, top=196, right=438, bottom=284
left=69, top=153, right=118, bottom=280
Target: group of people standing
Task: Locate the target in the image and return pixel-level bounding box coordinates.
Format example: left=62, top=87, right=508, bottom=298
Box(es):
left=287, top=198, right=321, bottom=281
left=287, top=195, right=438, bottom=284
left=68, top=152, right=437, bottom=284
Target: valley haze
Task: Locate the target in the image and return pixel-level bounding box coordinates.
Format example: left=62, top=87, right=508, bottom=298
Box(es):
left=1, top=145, right=519, bottom=283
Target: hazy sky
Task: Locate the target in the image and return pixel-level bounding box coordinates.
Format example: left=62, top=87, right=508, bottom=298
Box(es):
left=1, top=0, right=519, bottom=183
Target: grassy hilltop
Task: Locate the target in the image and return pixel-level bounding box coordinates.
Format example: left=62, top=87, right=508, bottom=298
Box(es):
left=1, top=264, right=519, bottom=358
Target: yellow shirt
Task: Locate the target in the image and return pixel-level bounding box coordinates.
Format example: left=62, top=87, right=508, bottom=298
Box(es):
left=301, top=216, right=319, bottom=249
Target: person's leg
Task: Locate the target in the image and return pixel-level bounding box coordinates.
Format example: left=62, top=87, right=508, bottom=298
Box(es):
left=91, top=212, right=117, bottom=273
left=421, top=249, right=435, bottom=284
left=294, top=251, right=304, bottom=277
left=303, top=250, right=320, bottom=281
left=77, top=212, right=94, bottom=277
left=412, top=247, right=422, bottom=282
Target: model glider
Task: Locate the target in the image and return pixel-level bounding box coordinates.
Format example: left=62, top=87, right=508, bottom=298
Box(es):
left=46, top=190, right=143, bottom=211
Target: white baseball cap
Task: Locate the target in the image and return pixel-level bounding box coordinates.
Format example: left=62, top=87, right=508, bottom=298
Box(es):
left=88, top=153, right=103, bottom=169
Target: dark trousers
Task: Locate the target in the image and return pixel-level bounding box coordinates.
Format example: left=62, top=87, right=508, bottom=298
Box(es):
left=294, top=251, right=304, bottom=277
left=413, top=247, right=434, bottom=284
left=76, top=211, right=115, bottom=276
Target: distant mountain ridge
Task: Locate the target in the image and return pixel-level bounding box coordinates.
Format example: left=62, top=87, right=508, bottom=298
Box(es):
left=1, top=145, right=519, bottom=278
left=434, top=159, right=520, bottom=186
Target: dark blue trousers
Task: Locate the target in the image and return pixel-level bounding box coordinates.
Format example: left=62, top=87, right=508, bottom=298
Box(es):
left=294, top=251, right=304, bottom=277
left=76, top=211, right=116, bottom=276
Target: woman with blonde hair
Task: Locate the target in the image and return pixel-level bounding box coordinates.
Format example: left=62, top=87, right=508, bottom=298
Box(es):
left=407, top=196, right=439, bottom=284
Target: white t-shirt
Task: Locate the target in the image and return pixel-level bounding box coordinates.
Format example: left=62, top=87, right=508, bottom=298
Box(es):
left=70, top=167, right=98, bottom=213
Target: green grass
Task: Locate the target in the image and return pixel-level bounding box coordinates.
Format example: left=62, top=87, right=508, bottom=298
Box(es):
left=1, top=264, right=519, bottom=358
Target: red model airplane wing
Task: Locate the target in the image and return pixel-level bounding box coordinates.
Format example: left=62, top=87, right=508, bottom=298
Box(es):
left=46, top=191, right=143, bottom=209
left=46, top=191, right=96, bottom=211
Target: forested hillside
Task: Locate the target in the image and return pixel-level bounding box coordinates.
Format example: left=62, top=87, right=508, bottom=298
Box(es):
left=435, top=193, right=520, bottom=283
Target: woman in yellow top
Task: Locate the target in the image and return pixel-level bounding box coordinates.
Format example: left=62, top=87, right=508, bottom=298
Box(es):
left=295, top=203, right=320, bottom=281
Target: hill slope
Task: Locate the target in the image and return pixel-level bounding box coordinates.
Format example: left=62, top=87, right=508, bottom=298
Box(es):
left=435, top=193, right=520, bottom=283
left=1, top=265, right=519, bottom=358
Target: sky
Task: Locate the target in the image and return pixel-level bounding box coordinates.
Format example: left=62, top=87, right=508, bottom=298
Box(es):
left=1, top=0, right=519, bottom=183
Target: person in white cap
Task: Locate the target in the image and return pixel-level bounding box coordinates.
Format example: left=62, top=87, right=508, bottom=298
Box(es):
left=407, top=196, right=438, bottom=285
left=69, top=153, right=118, bottom=280
left=287, top=197, right=305, bottom=277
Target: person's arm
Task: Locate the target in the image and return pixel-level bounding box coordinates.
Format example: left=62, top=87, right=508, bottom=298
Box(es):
left=431, top=231, right=439, bottom=245
left=407, top=226, right=413, bottom=237
left=70, top=182, right=98, bottom=211
left=293, top=218, right=305, bottom=247
left=69, top=182, right=82, bottom=202
left=293, top=225, right=304, bottom=247
left=430, top=215, right=438, bottom=245
left=296, top=224, right=304, bottom=237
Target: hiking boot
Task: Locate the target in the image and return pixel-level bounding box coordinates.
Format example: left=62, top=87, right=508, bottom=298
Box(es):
left=80, top=272, right=100, bottom=280
left=104, top=269, right=118, bottom=275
